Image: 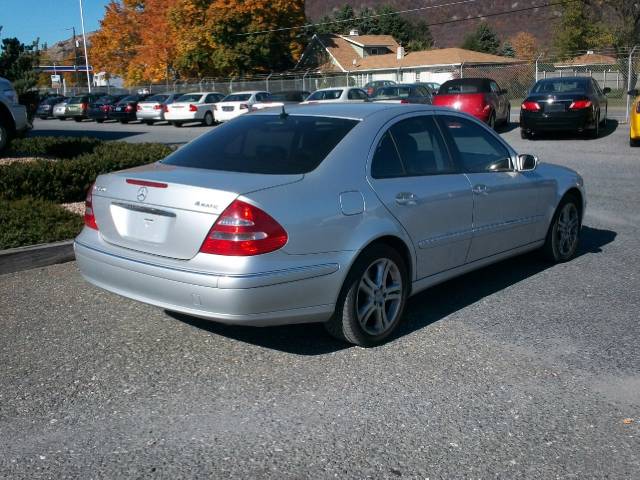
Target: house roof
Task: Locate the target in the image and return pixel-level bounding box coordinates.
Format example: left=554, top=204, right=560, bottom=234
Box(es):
left=555, top=53, right=618, bottom=67
left=339, top=34, right=400, bottom=48
left=313, top=35, right=522, bottom=73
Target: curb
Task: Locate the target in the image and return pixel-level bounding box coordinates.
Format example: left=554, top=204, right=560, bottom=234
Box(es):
left=0, top=240, right=75, bottom=275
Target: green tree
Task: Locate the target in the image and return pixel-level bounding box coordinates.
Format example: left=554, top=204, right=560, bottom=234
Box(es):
left=500, top=41, right=515, bottom=57
left=461, top=23, right=501, bottom=54
left=0, top=37, right=40, bottom=94
left=553, top=0, right=614, bottom=58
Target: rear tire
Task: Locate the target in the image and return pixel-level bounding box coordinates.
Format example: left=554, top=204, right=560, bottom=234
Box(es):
left=488, top=112, right=496, bottom=130
left=144, top=120, right=154, bottom=125
left=74, top=118, right=82, bottom=122
left=520, top=128, right=531, bottom=139
left=542, top=194, right=581, bottom=263
left=59, top=117, right=66, bottom=121
left=203, top=112, right=214, bottom=126
left=172, top=121, right=182, bottom=127
left=120, top=119, right=128, bottom=124
left=587, top=111, right=600, bottom=139
left=630, top=138, right=640, bottom=147
left=0, top=123, right=10, bottom=153
left=96, top=119, right=104, bottom=123
left=324, top=244, right=408, bottom=347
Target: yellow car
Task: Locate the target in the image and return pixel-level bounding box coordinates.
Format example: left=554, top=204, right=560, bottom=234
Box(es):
left=631, top=88, right=640, bottom=147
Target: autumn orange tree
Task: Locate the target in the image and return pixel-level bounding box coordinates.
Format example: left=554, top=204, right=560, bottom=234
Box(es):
left=90, top=0, right=306, bottom=84
left=510, top=32, right=539, bottom=61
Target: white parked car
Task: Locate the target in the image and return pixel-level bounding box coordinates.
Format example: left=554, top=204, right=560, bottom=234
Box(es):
left=52, top=101, right=69, bottom=120
left=301, top=87, right=369, bottom=104
left=164, top=92, right=225, bottom=127
left=213, top=91, right=273, bottom=122
left=0, top=76, right=28, bottom=152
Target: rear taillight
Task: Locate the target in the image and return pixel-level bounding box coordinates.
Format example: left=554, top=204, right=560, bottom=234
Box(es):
left=189, top=104, right=198, bottom=112
left=636, top=102, right=640, bottom=114
left=81, top=102, right=88, bottom=111
left=84, top=183, right=98, bottom=230
left=239, top=103, right=249, bottom=110
left=125, top=104, right=133, bottom=112
left=521, top=101, right=541, bottom=111
left=100, top=105, right=109, bottom=112
left=400, top=99, right=409, bottom=104
left=199, top=200, right=288, bottom=256
left=163, top=104, right=169, bottom=112
left=569, top=99, right=592, bottom=110
left=153, top=104, right=162, bottom=110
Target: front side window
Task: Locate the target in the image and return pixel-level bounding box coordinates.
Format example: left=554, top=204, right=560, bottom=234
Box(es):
left=438, top=115, right=511, bottom=173
left=390, top=116, right=454, bottom=176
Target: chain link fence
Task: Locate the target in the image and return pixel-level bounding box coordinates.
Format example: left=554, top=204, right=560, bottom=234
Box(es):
left=49, top=47, right=640, bottom=121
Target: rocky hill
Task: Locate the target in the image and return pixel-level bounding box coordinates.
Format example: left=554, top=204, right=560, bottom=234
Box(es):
left=306, top=0, right=561, bottom=48
left=42, top=33, right=93, bottom=65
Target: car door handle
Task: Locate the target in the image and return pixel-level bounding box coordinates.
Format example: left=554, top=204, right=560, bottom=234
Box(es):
left=472, top=184, right=489, bottom=195
left=395, top=192, right=418, bottom=206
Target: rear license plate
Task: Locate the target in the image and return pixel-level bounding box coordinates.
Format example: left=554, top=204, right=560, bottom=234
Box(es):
left=222, top=106, right=234, bottom=112
left=545, top=103, right=565, bottom=113
left=110, top=203, right=176, bottom=244
left=116, top=107, right=123, bottom=111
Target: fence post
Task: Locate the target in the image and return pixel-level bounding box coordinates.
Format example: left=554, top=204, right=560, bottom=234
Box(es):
left=266, top=72, right=272, bottom=92
left=460, top=62, right=464, bottom=79
left=535, top=53, right=544, bottom=82
left=627, top=45, right=638, bottom=124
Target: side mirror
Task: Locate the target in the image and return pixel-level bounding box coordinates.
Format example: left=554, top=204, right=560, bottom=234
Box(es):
left=629, top=89, right=639, bottom=97
left=517, top=154, right=538, bottom=172
left=486, top=157, right=512, bottom=172
left=603, top=87, right=611, bottom=95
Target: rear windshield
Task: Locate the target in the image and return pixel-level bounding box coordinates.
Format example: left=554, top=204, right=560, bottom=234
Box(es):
left=438, top=80, right=487, bottom=94
left=146, top=94, right=169, bottom=102
left=373, top=87, right=413, bottom=98
left=307, top=90, right=343, bottom=101
left=223, top=93, right=252, bottom=102
left=162, top=115, right=358, bottom=174
left=531, top=79, right=587, bottom=94
left=177, top=93, right=203, bottom=102
left=270, top=91, right=306, bottom=102
left=118, top=95, right=138, bottom=103
left=68, top=96, right=86, bottom=104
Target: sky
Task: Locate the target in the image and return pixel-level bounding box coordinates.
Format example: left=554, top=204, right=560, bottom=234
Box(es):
left=1, top=0, right=112, bottom=47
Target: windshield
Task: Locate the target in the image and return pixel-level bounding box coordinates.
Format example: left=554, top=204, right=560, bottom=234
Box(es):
left=146, top=94, right=169, bottom=102
left=177, top=94, right=203, bottom=102
left=531, top=79, right=587, bottom=94
left=162, top=115, right=358, bottom=174
left=307, top=90, right=343, bottom=101
left=438, top=80, right=487, bottom=94
left=374, top=87, right=413, bottom=99
left=222, top=94, right=252, bottom=102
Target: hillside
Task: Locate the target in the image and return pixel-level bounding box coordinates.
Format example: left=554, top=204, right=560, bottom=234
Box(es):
left=306, top=0, right=562, bottom=49
left=42, top=33, right=93, bottom=65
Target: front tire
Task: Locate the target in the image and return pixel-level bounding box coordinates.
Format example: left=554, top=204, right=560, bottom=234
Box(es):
left=543, top=195, right=581, bottom=262
left=630, top=138, right=640, bottom=147
left=325, top=245, right=408, bottom=347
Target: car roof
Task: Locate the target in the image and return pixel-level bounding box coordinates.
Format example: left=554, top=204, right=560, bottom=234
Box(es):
left=224, top=90, right=263, bottom=95
left=251, top=102, right=435, bottom=120
left=536, top=76, right=589, bottom=83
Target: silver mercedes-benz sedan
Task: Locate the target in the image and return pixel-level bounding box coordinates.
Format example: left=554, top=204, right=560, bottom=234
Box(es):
left=75, top=103, right=585, bottom=346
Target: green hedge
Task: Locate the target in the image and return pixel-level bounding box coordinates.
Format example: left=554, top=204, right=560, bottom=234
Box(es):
left=0, top=198, right=84, bottom=249
left=7, top=136, right=103, bottom=159
left=0, top=142, right=173, bottom=202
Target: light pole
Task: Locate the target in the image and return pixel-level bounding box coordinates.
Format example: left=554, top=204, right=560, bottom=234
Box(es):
left=78, top=0, right=92, bottom=92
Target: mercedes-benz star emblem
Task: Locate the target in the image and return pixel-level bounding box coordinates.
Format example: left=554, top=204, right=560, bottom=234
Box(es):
left=137, top=187, right=148, bottom=202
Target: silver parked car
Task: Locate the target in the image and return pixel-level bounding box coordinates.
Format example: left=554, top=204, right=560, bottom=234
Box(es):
left=136, top=92, right=184, bottom=124
left=75, top=104, right=585, bottom=346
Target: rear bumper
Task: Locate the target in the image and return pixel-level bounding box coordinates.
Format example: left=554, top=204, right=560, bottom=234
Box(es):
left=214, top=109, right=246, bottom=122
left=137, top=111, right=164, bottom=121
left=165, top=111, right=200, bottom=121
left=74, top=238, right=344, bottom=326
left=110, top=111, right=137, bottom=121
left=520, top=109, right=593, bottom=132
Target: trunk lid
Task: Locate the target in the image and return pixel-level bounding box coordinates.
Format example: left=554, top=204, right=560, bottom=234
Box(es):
left=91, top=162, right=302, bottom=259
left=525, top=93, right=583, bottom=113
left=433, top=93, right=486, bottom=112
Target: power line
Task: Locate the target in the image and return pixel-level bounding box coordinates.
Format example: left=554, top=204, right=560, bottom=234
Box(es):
left=236, top=0, right=480, bottom=36
left=237, top=0, right=577, bottom=37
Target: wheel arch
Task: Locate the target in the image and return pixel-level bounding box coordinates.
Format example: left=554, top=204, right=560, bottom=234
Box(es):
left=560, top=187, right=584, bottom=220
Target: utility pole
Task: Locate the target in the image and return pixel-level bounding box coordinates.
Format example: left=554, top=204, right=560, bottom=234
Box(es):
left=65, top=27, right=80, bottom=89
left=79, top=0, right=92, bottom=92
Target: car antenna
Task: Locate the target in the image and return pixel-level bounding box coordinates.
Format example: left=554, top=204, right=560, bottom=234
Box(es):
left=280, top=105, right=289, bottom=119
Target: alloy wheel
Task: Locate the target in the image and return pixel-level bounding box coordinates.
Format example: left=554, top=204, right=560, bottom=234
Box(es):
left=554, top=203, right=579, bottom=258
left=356, top=258, right=403, bottom=336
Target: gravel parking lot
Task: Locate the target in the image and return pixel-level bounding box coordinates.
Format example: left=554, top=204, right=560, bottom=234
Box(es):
left=1, top=118, right=639, bottom=478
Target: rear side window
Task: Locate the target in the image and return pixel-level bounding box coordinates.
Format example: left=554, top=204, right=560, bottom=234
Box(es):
left=371, top=132, right=404, bottom=179
left=438, top=115, right=511, bottom=173
left=374, top=87, right=412, bottom=99
left=162, top=115, right=358, bottom=174
left=390, top=117, right=454, bottom=176
left=308, top=90, right=343, bottom=101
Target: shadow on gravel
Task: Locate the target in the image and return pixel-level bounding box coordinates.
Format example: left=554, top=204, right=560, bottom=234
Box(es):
left=395, top=225, right=617, bottom=340
left=169, top=225, right=616, bottom=353
left=526, top=119, right=619, bottom=141
left=497, top=121, right=519, bottom=134
left=28, top=129, right=142, bottom=141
